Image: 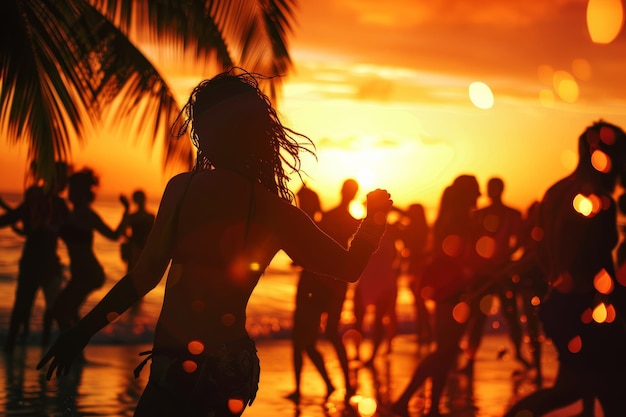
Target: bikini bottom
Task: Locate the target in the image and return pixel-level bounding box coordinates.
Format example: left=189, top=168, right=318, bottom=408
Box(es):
left=135, top=337, right=260, bottom=416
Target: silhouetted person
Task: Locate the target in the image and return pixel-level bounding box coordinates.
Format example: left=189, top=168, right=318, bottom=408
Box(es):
left=288, top=178, right=361, bottom=404
left=38, top=69, right=392, bottom=417
left=121, top=189, right=156, bottom=272
left=398, top=203, right=432, bottom=346
left=51, top=168, right=129, bottom=332
left=353, top=222, right=401, bottom=365
left=462, top=177, right=530, bottom=374
left=0, top=161, right=70, bottom=351
left=392, top=175, right=481, bottom=417
left=510, top=200, right=549, bottom=386
left=296, top=184, right=322, bottom=222
left=504, top=120, right=626, bottom=417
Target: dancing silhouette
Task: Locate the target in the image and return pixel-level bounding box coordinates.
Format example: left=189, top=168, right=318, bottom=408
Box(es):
left=51, top=168, right=129, bottom=332
left=288, top=178, right=362, bottom=404
left=0, top=162, right=70, bottom=351
left=38, top=69, right=392, bottom=417
left=392, top=174, right=481, bottom=417
left=353, top=220, right=402, bottom=365
left=462, top=177, right=530, bottom=374
left=504, top=120, right=626, bottom=417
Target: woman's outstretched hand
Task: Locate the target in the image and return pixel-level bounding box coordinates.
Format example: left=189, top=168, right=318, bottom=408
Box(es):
left=366, top=189, right=393, bottom=223
left=37, top=326, right=91, bottom=380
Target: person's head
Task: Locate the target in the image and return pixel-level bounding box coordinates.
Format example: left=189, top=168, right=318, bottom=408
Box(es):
left=132, top=190, right=147, bottom=207
left=68, top=169, right=98, bottom=206
left=340, top=179, right=359, bottom=204
left=296, top=185, right=322, bottom=219
left=450, top=174, right=481, bottom=211
left=173, top=68, right=315, bottom=202
left=577, top=120, right=626, bottom=191
left=487, top=177, right=504, bottom=201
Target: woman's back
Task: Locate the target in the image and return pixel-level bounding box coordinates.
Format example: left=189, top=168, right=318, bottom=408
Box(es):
left=156, top=169, right=286, bottom=349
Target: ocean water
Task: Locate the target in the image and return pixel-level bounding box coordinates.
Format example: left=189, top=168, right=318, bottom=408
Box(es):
left=0, top=192, right=417, bottom=346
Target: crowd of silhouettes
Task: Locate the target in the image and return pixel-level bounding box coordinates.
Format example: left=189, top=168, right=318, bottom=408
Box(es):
left=285, top=120, right=626, bottom=417
left=2, top=68, right=626, bottom=417
left=0, top=164, right=155, bottom=352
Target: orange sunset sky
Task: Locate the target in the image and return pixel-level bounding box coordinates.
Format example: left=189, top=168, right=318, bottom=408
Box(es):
left=1, top=0, right=625, bottom=220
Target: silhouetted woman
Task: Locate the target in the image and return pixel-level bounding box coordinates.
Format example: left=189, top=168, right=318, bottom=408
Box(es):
left=38, top=68, right=392, bottom=417
left=0, top=162, right=70, bottom=351
left=392, top=175, right=481, bottom=417
left=52, top=168, right=129, bottom=331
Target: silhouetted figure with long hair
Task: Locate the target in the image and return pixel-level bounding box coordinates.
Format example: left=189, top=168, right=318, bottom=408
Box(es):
left=288, top=178, right=361, bottom=404
left=504, top=120, right=626, bottom=417
left=398, top=203, right=432, bottom=346
left=392, top=175, right=481, bottom=417
left=51, top=168, right=129, bottom=332
left=121, top=189, right=156, bottom=273
left=38, top=69, right=392, bottom=417
left=462, top=177, right=530, bottom=374
left=353, top=221, right=401, bottom=365
left=0, top=162, right=70, bottom=351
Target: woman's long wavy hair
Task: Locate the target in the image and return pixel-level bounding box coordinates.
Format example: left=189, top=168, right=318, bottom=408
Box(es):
left=172, top=68, right=315, bottom=202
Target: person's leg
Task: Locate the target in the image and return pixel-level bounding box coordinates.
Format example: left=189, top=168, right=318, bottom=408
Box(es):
left=325, top=290, right=353, bottom=399
left=460, top=298, right=487, bottom=374
left=4, top=275, right=38, bottom=352
left=393, top=302, right=466, bottom=415
left=520, top=288, right=543, bottom=385
left=134, top=380, right=182, bottom=417
left=410, top=273, right=433, bottom=345
left=498, top=287, right=532, bottom=369
left=288, top=279, right=324, bottom=403
left=503, top=365, right=586, bottom=417
left=41, top=268, right=64, bottom=346
left=304, top=344, right=336, bottom=401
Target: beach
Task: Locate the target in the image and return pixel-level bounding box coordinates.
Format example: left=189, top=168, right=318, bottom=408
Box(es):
left=0, top=193, right=604, bottom=416
left=0, top=333, right=601, bottom=416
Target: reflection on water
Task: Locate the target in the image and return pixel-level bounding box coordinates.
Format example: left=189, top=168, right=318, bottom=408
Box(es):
left=1, top=344, right=147, bottom=416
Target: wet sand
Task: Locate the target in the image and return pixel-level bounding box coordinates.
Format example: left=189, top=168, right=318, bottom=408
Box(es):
left=0, top=333, right=603, bottom=416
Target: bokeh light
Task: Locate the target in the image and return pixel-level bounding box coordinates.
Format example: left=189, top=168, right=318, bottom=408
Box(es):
left=572, top=193, right=601, bottom=217
left=182, top=360, right=198, bottom=373
left=357, top=397, right=377, bottom=416
left=591, top=150, right=611, bottom=173
left=453, top=301, right=471, bottom=323
left=593, top=269, right=614, bottom=294
left=592, top=302, right=608, bottom=323
left=572, top=58, right=592, bottom=81
left=228, top=398, right=245, bottom=414
left=587, top=0, right=624, bottom=44
left=188, top=340, right=205, bottom=355
left=442, top=234, right=462, bottom=257
left=468, top=81, right=494, bottom=109
left=552, top=70, right=579, bottom=103
left=568, top=335, right=582, bottom=353
left=476, top=236, right=496, bottom=259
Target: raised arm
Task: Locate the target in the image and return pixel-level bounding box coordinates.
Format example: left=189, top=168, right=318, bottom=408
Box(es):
left=278, top=189, right=392, bottom=282
left=91, top=196, right=130, bottom=240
